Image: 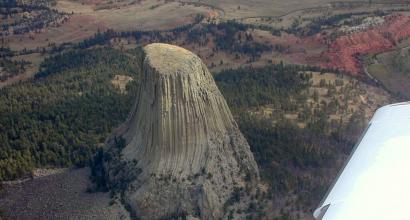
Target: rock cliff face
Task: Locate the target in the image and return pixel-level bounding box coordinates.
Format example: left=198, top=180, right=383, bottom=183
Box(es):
left=105, top=43, right=259, bottom=220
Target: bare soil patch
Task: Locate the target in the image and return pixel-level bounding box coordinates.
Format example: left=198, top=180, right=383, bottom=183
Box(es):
left=111, top=75, right=133, bottom=93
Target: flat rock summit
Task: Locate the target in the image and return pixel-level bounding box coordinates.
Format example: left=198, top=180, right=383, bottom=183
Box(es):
left=104, top=43, right=259, bottom=219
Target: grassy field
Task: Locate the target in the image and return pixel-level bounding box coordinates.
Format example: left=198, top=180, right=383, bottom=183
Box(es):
left=367, top=46, right=410, bottom=99
left=183, top=0, right=410, bottom=19
left=239, top=2, right=410, bottom=29
left=184, top=0, right=353, bottom=19
left=5, top=0, right=218, bottom=50
left=54, top=0, right=218, bottom=31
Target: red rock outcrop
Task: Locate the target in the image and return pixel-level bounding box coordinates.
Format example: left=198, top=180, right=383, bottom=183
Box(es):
left=321, top=14, right=410, bottom=74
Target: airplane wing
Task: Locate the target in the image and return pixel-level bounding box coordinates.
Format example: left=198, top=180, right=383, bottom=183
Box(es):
left=314, top=102, right=410, bottom=220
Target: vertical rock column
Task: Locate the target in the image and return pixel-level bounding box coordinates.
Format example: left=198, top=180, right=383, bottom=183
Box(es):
left=106, top=43, right=259, bottom=220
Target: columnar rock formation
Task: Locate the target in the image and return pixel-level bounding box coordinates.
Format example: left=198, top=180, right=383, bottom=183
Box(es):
left=105, top=43, right=259, bottom=219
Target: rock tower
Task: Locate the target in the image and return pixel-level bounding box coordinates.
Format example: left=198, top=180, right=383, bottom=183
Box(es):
left=105, top=43, right=259, bottom=220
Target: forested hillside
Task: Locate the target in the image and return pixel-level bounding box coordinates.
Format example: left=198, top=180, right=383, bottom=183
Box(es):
left=215, top=65, right=381, bottom=218
left=0, top=48, right=141, bottom=181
